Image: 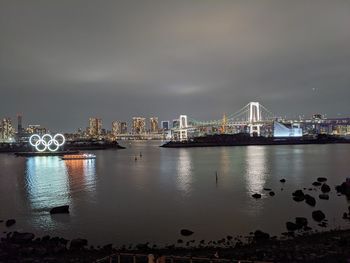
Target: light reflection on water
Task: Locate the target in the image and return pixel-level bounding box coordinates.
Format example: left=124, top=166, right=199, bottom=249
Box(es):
left=176, top=149, right=192, bottom=195
left=1, top=142, right=350, bottom=245
left=245, top=146, right=267, bottom=195
left=24, top=157, right=96, bottom=228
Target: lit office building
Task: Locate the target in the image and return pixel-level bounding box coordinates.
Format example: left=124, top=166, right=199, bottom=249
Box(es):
left=132, top=117, right=146, bottom=134
left=150, top=117, right=159, bottom=133
left=0, top=118, right=15, bottom=141
left=89, top=117, right=102, bottom=138
left=120, top=122, right=128, bottom=134
left=17, top=113, right=23, bottom=134
left=112, top=121, right=123, bottom=136
left=26, top=125, right=47, bottom=135
left=172, top=119, right=180, bottom=129
left=161, top=121, right=170, bottom=131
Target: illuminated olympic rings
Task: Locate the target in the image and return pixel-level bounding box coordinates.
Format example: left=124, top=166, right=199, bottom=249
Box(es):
left=29, top=133, right=65, bottom=152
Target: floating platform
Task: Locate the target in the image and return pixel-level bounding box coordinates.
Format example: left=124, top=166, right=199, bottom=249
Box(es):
left=14, top=151, right=79, bottom=157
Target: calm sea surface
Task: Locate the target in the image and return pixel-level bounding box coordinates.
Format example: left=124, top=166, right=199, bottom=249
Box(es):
left=0, top=141, right=350, bottom=246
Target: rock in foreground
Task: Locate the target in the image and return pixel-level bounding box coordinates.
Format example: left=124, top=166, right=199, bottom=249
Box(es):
left=50, top=205, right=69, bottom=214
left=180, top=229, right=194, bottom=236
left=312, top=210, right=326, bottom=222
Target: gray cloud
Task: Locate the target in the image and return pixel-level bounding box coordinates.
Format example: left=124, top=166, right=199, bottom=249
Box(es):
left=0, top=0, right=349, bottom=131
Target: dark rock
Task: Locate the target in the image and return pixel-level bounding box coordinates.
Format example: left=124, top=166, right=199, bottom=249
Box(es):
left=343, top=213, right=348, bottom=219
left=312, top=181, right=322, bottom=186
left=50, top=205, right=69, bottom=214
left=286, top=222, right=298, bottom=231
left=263, top=188, right=272, bottom=191
left=293, top=195, right=305, bottom=202
left=321, top=184, right=331, bottom=193
left=180, top=229, right=194, bottom=236
left=6, top=219, right=16, bottom=227
left=269, top=191, right=275, bottom=196
left=292, top=190, right=305, bottom=197
left=253, top=230, right=270, bottom=241
left=312, top=210, right=326, bottom=222
left=10, top=232, right=35, bottom=244
left=304, top=194, right=316, bottom=206
left=177, top=239, right=183, bottom=243
left=70, top=238, right=88, bottom=250
left=335, top=182, right=350, bottom=197
left=252, top=193, right=262, bottom=199
left=295, top=217, right=308, bottom=228
left=227, top=235, right=233, bottom=240
left=280, top=179, right=286, bottom=183
left=0, top=220, right=3, bottom=223
left=319, top=194, right=329, bottom=200
left=317, top=177, right=327, bottom=182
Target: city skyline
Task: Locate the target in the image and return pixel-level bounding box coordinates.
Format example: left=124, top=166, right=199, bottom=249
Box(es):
left=1, top=1, right=350, bottom=131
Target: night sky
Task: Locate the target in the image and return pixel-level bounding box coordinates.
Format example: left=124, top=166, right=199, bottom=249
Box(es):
left=1, top=0, right=350, bottom=132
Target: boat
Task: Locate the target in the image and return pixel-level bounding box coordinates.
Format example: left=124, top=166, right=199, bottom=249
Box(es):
left=61, top=153, right=96, bottom=160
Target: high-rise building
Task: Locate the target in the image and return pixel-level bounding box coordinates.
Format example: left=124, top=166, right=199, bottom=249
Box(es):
left=120, top=122, right=127, bottom=134
left=161, top=121, right=170, bottom=131
left=150, top=117, right=159, bottom=133
left=112, top=121, right=122, bottom=136
left=17, top=113, right=23, bottom=134
left=132, top=117, right=146, bottom=134
left=0, top=118, right=15, bottom=141
left=89, top=117, right=102, bottom=138
left=172, top=119, right=180, bottom=129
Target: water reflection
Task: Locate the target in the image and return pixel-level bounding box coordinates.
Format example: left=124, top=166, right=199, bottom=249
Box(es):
left=25, top=157, right=96, bottom=212
left=25, top=157, right=70, bottom=211
left=245, top=146, right=268, bottom=195
left=176, top=149, right=192, bottom=195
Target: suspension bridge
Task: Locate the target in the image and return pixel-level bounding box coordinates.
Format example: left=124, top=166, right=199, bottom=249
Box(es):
left=173, top=102, right=277, bottom=141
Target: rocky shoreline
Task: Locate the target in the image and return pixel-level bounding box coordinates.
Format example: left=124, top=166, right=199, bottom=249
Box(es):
left=1, top=228, right=350, bottom=262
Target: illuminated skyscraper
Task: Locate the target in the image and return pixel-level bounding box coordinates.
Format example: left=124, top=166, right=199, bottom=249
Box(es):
left=0, top=117, right=15, bottom=141
left=172, top=119, right=180, bottom=129
left=132, top=117, right=146, bottom=134
left=120, top=122, right=127, bottom=134
left=112, top=121, right=123, bottom=136
left=17, top=113, right=23, bottom=134
left=161, top=121, right=170, bottom=131
left=89, top=117, right=102, bottom=138
left=150, top=117, right=159, bottom=133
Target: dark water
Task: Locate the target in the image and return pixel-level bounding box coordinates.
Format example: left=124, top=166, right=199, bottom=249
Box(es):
left=0, top=141, right=349, bottom=246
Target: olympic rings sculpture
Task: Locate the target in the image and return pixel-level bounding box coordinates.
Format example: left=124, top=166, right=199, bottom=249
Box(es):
left=29, top=133, right=65, bottom=152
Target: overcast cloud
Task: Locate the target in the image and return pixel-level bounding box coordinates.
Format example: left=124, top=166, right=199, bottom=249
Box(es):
left=1, top=0, right=349, bottom=132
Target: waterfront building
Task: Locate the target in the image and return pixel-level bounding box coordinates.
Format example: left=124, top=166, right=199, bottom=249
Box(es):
left=112, top=121, right=121, bottom=136
left=132, top=117, right=146, bottom=134
left=26, top=125, right=47, bottom=135
left=150, top=117, right=159, bottom=133
left=161, top=121, right=170, bottom=131
left=172, top=119, right=180, bottom=129
left=273, top=121, right=302, bottom=137
left=0, top=117, right=15, bottom=142
left=120, top=122, right=127, bottom=134
left=17, top=113, right=23, bottom=134
left=89, top=117, right=102, bottom=138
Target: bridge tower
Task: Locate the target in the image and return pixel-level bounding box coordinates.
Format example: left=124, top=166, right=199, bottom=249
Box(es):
left=248, top=102, right=263, bottom=136
left=179, top=115, right=188, bottom=141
